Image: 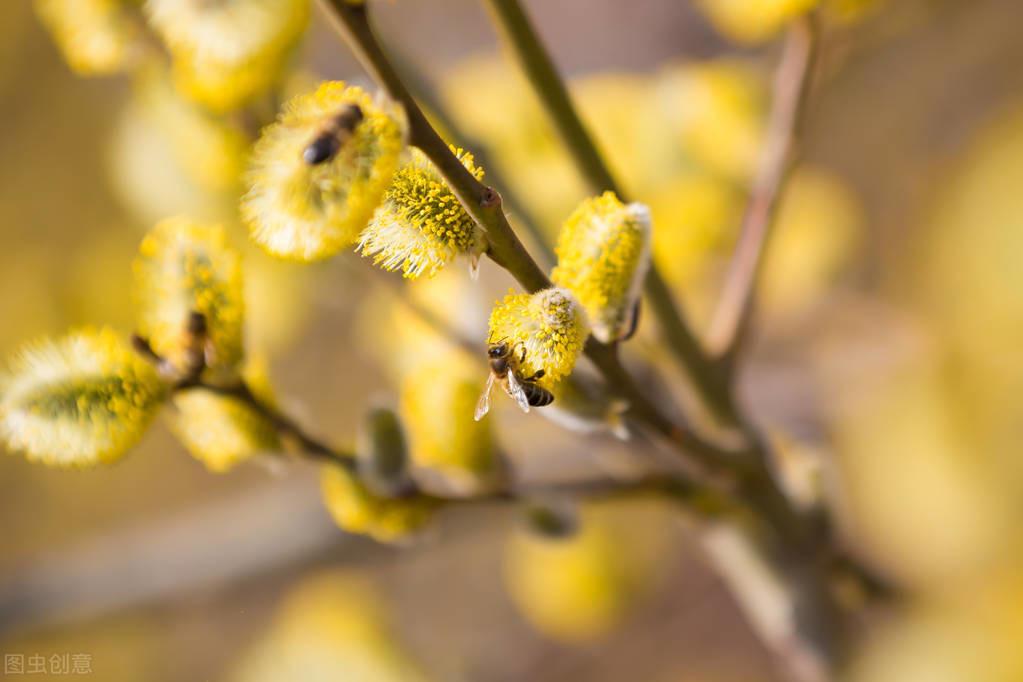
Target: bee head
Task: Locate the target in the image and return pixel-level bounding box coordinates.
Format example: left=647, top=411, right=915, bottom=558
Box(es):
left=487, top=342, right=508, bottom=359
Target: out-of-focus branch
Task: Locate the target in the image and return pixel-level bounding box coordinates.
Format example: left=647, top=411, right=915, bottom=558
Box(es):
left=707, top=16, right=820, bottom=365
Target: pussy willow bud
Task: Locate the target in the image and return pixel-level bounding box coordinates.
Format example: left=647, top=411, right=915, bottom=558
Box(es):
left=487, top=287, right=589, bottom=386
left=551, top=192, right=651, bottom=343
left=321, top=463, right=438, bottom=543
left=35, top=0, right=143, bottom=76
left=359, top=148, right=487, bottom=279
left=242, top=82, right=406, bottom=262
left=357, top=406, right=412, bottom=497
left=133, top=217, right=244, bottom=378
left=0, top=328, right=167, bottom=467
left=401, top=353, right=503, bottom=495
left=145, top=0, right=309, bottom=112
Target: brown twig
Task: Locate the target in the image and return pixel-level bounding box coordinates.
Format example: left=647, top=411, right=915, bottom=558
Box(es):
left=707, top=16, right=821, bottom=365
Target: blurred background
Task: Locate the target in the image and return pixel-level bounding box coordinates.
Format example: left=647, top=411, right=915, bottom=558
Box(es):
left=3, top=0, right=1023, bottom=680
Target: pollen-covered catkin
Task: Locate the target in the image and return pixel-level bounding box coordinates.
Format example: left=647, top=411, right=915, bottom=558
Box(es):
left=487, top=287, right=589, bottom=387
left=551, top=192, right=651, bottom=343
left=359, top=147, right=487, bottom=279
left=242, top=82, right=406, bottom=262
left=133, top=217, right=245, bottom=377
left=0, top=328, right=168, bottom=467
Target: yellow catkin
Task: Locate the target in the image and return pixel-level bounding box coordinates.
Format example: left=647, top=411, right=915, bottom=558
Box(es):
left=133, top=217, right=245, bottom=375
left=551, top=192, right=651, bottom=343
left=146, top=0, right=309, bottom=112
left=400, top=353, right=501, bottom=493
left=359, top=147, right=486, bottom=279
left=0, top=328, right=167, bottom=467
left=242, top=81, right=406, bottom=262
left=35, top=0, right=143, bottom=75
left=169, top=389, right=280, bottom=472
left=487, top=287, right=589, bottom=387
left=321, top=463, right=438, bottom=543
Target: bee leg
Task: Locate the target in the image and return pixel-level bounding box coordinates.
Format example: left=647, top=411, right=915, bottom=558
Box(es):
left=523, top=369, right=545, bottom=382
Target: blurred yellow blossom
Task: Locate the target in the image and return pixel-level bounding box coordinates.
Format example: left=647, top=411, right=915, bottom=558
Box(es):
left=146, top=0, right=309, bottom=112
left=653, top=60, right=766, bottom=180
left=243, top=81, right=406, bottom=262
left=504, top=503, right=671, bottom=641
left=133, top=217, right=245, bottom=376
left=551, top=192, right=651, bottom=343
left=232, top=573, right=431, bottom=682
left=0, top=327, right=167, bottom=467
left=321, top=462, right=439, bottom=543
left=400, top=351, right=502, bottom=494
left=360, top=147, right=487, bottom=279
left=695, top=0, right=820, bottom=44
left=35, top=0, right=144, bottom=75
left=168, top=361, right=280, bottom=472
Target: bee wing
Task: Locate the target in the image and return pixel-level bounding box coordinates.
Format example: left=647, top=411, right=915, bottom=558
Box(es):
left=506, top=370, right=531, bottom=414
left=474, top=373, right=496, bottom=421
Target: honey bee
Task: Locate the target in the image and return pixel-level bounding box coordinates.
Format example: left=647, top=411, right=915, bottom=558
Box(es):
left=302, top=104, right=364, bottom=165
left=474, top=341, right=554, bottom=421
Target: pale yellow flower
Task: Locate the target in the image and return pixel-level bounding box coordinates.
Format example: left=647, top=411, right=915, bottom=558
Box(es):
left=0, top=328, right=167, bottom=467
left=242, top=82, right=406, bottom=262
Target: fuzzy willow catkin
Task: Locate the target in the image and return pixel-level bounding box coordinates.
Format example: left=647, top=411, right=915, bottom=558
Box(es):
left=359, top=147, right=487, bottom=279
left=551, top=192, right=652, bottom=344
left=0, top=328, right=167, bottom=467
left=242, top=81, right=406, bottom=262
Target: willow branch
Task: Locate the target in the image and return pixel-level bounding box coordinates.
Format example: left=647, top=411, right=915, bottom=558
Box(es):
left=479, top=0, right=737, bottom=424
left=707, top=16, right=820, bottom=363
left=316, top=0, right=731, bottom=475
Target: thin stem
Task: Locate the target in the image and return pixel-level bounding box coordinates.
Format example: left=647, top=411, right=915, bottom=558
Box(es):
left=480, top=0, right=736, bottom=423
left=707, top=16, right=820, bottom=363
left=316, top=0, right=729, bottom=475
